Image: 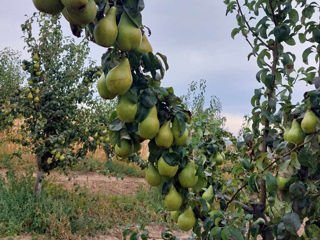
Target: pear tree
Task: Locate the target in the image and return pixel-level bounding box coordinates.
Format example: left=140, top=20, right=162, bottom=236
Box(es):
left=31, top=0, right=320, bottom=239
left=18, top=13, right=102, bottom=195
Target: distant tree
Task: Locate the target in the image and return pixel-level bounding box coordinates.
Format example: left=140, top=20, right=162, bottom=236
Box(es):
left=19, top=13, right=100, bottom=194
left=0, top=48, right=24, bottom=130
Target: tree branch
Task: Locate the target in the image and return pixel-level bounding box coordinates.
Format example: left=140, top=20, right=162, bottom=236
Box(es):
left=235, top=0, right=272, bottom=50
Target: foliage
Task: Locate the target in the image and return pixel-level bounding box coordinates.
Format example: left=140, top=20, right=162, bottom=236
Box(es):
left=0, top=48, right=24, bottom=131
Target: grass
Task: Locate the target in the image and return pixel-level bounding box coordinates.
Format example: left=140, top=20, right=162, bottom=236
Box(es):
left=71, top=157, right=145, bottom=178
left=0, top=170, right=167, bottom=239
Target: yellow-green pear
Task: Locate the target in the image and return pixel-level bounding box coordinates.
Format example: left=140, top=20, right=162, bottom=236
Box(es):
left=170, top=211, right=179, bottom=223
left=61, top=0, right=88, bottom=10
left=145, top=164, right=161, bottom=187
left=117, top=12, right=142, bottom=51
left=172, top=118, right=189, bottom=146
left=177, top=206, right=196, bottom=231
left=116, top=94, right=137, bottom=122
left=214, top=152, right=224, bottom=166
left=32, top=0, right=64, bottom=14
left=193, top=176, right=207, bottom=192
left=202, top=185, right=214, bottom=201
left=115, top=139, right=132, bottom=158
left=94, top=7, right=118, bottom=47
left=301, top=110, right=319, bottom=134
left=285, top=119, right=305, bottom=145
left=106, top=58, right=133, bottom=95
left=178, top=162, right=198, bottom=188
left=136, top=34, right=153, bottom=54
left=97, top=73, right=116, bottom=99
left=276, top=175, right=292, bottom=191
left=138, top=106, right=160, bottom=139
left=158, top=157, right=178, bottom=177
left=155, top=121, right=173, bottom=148
left=66, top=0, right=97, bottom=25
left=164, top=185, right=182, bottom=211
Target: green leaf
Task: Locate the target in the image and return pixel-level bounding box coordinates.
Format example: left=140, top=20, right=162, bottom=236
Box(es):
left=288, top=9, right=299, bottom=24
left=266, top=172, right=277, bottom=192
left=248, top=174, right=258, bottom=193
left=156, top=52, right=169, bottom=71
left=302, top=47, right=314, bottom=65
left=109, top=118, right=124, bottom=131
left=221, top=226, right=244, bottom=240
left=302, top=5, right=315, bottom=19
left=283, top=213, right=301, bottom=235
left=231, top=28, right=240, bottom=39
left=285, top=38, right=296, bottom=46
left=298, top=33, right=306, bottom=43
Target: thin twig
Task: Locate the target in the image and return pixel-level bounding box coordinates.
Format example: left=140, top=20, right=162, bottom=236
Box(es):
left=235, top=0, right=272, bottom=50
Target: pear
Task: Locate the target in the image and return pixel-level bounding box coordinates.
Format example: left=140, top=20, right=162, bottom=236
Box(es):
left=276, top=175, right=291, bottom=191
left=170, top=211, right=179, bottom=223
left=145, top=164, right=161, bottom=187
left=178, top=162, right=198, bottom=188
left=285, top=119, right=305, bottom=145
left=301, top=110, right=319, bottom=134
left=155, top=121, right=173, bottom=148
left=66, top=0, right=97, bottom=25
left=158, top=157, right=178, bottom=177
left=106, top=58, right=133, bottom=95
left=193, top=177, right=207, bottom=192
left=136, top=34, right=153, bottom=54
left=117, top=12, right=142, bottom=51
left=115, top=139, right=132, bottom=158
left=97, top=73, right=116, bottom=99
left=94, top=7, right=118, bottom=47
left=202, top=185, right=214, bottom=201
left=116, top=94, right=137, bottom=123
left=214, top=152, right=224, bottom=166
left=32, top=0, right=64, bottom=14
left=172, top=118, right=189, bottom=146
left=177, top=206, right=196, bottom=231
left=61, top=0, right=88, bottom=10
left=138, top=106, right=160, bottom=139
left=164, top=185, right=182, bottom=211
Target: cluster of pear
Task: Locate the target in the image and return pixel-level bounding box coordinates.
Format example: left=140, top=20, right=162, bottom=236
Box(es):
left=23, top=53, right=42, bottom=103
left=32, top=0, right=152, bottom=53
left=278, top=109, right=320, bottom=190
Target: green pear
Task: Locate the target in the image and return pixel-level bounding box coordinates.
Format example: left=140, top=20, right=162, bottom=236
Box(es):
left=106, top=58, right=133, bottom=95
left=202, top=185, right=214, bottom=201
left=94, top=7, right=118, bottom=47
left=155, top=121, right=173, bottom=148
left=62, top=8, right=77, bottom=25
left=177, top=206, right=196, bottom=231
left=285, top=119, right=305, bottom=145
left=138, top=106, right=160, bottom=139
left=145, top=164, right=161, bottom=187
left=301, top=110, right=319, bottom=134
left=66, top=0, right=97, bottom=25
left=158, top=157, right=178, bottom=177
left=170, top=211, right=179, bottom=223
left=116, top=94, right=137, bottom=123
left=115, top=139, right=132, bottom=158
left=193, top=176, right=207, bottom=192
left=164, top=185, right=182, bottom=211
left=117, top=12, right=142, bottom=51
left=97, top=73, right=116, bottom=99
left=61, top=0, right=88, bottom=10
left=276, top=175, right=291, bottom=191
left=214, top=152, right=224, bottom=166
left=32, top=0, right=64, bottom=14
left=172, top=118, right=189, bottom=146
left=136, top=34, right=153, bottom=54
left=283, top=127, right=290, bottom=141
left=178, top=162, right=198, bottom=188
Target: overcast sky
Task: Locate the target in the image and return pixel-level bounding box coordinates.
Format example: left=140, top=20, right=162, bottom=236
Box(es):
left=0, top=0, right=313, bottom=135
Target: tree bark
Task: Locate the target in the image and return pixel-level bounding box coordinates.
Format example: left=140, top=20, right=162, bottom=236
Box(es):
left=34, top=154, right=45, bottom=195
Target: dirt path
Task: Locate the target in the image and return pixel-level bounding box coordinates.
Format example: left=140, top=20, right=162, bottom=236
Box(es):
left=0, top=169, right=147, bottom=195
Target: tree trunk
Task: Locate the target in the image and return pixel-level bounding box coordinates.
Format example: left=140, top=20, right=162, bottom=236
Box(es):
left=34, top=154, right=45, bottom=195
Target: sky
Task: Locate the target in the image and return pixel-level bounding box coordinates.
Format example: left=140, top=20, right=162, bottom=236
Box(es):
left=0, top=0, right=313, bottom=135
